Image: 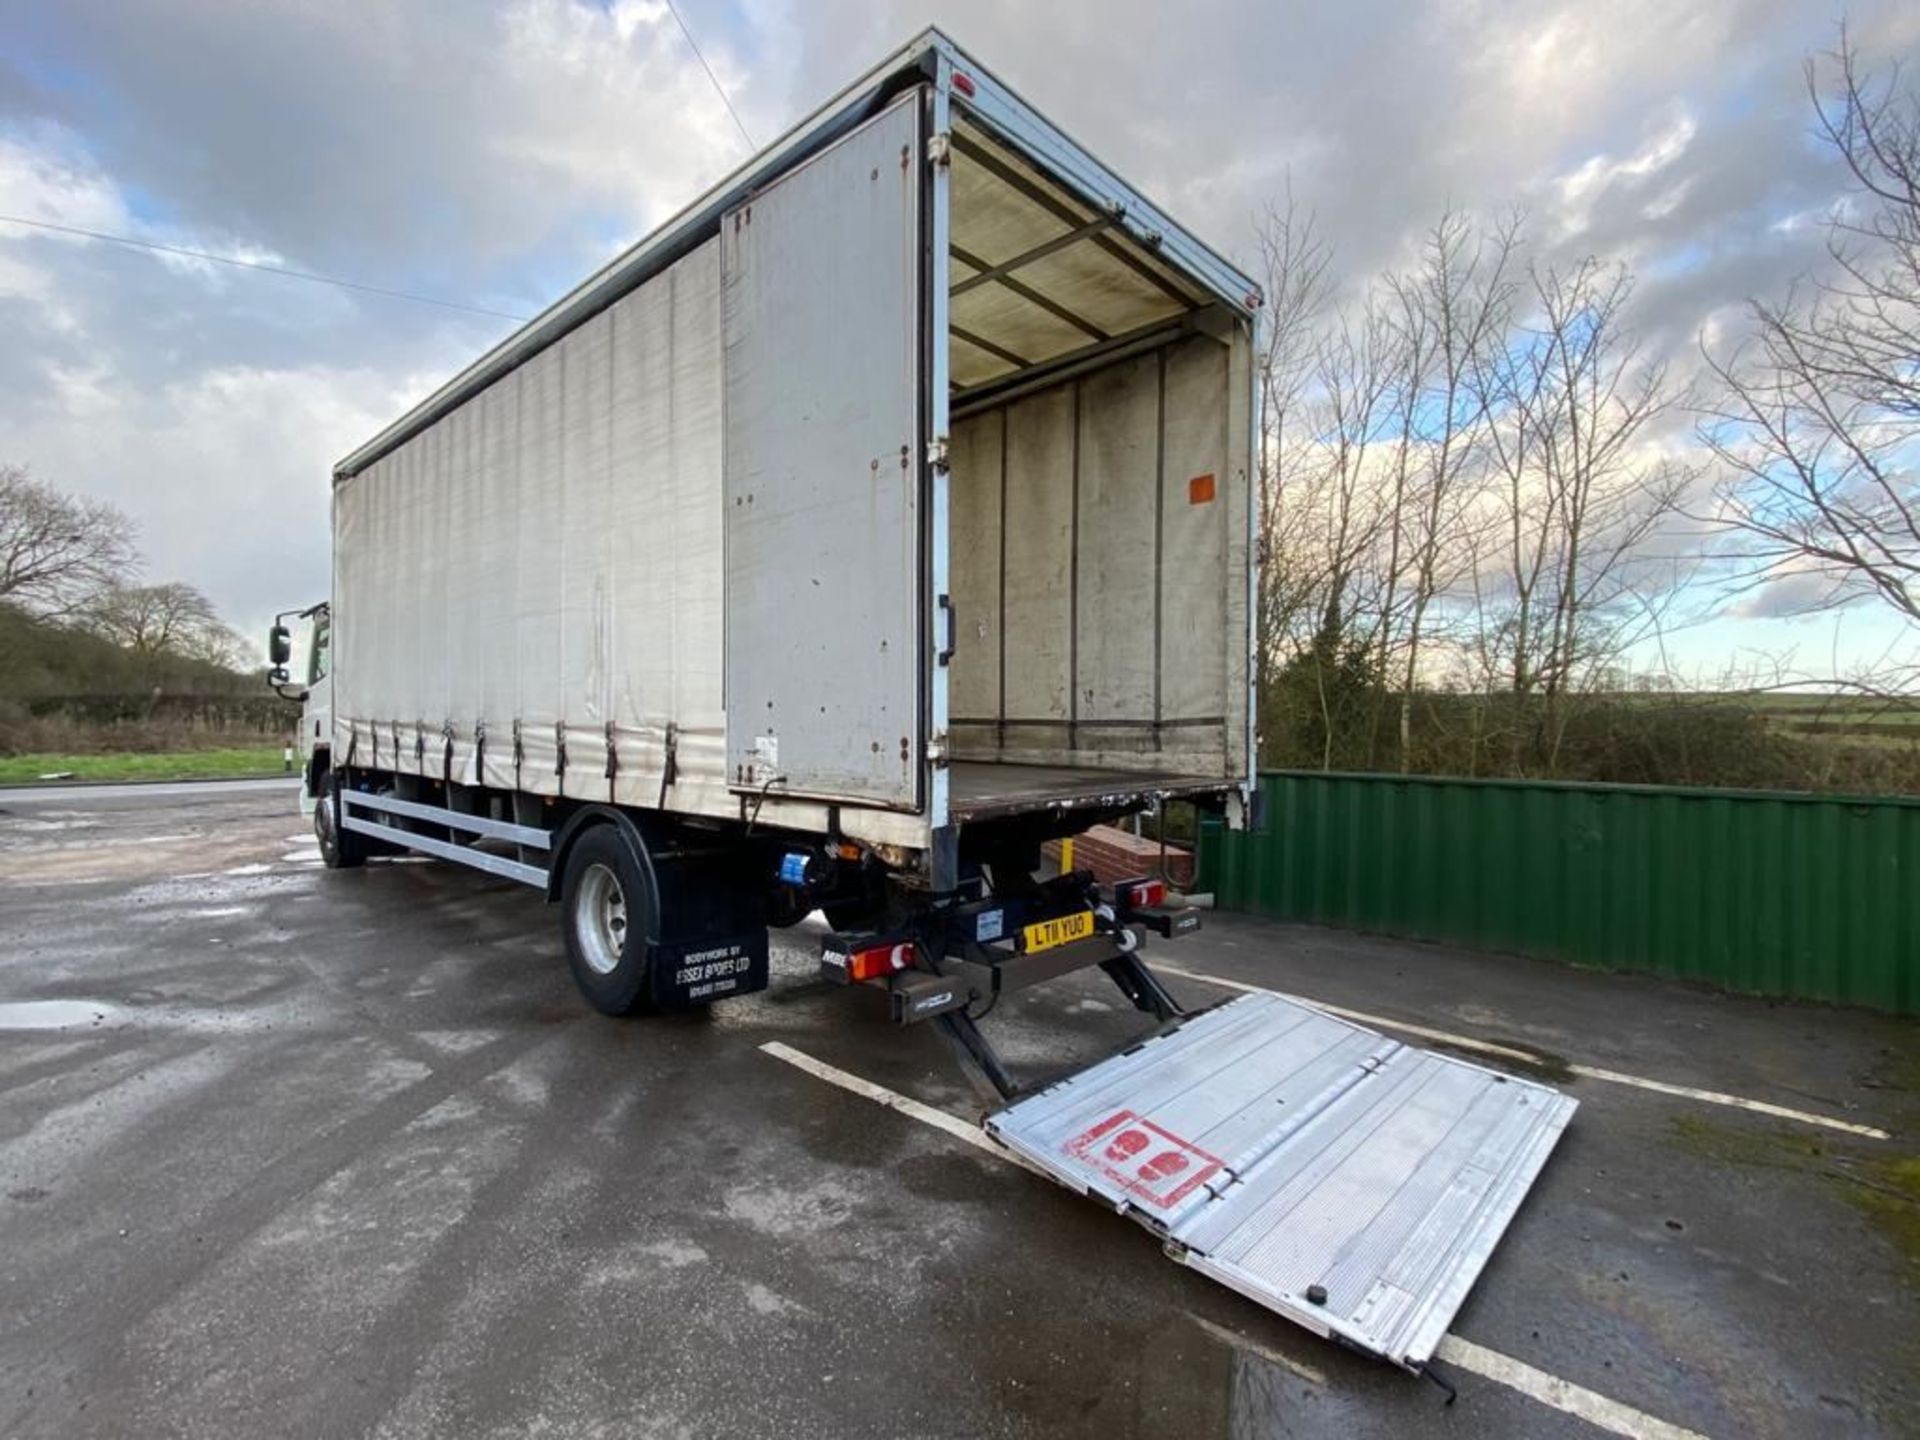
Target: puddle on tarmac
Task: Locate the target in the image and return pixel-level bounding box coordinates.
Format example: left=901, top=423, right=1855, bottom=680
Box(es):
left=0, top=999, right=121, bottom=1030
left=0, top=994, right=326, bottom=1035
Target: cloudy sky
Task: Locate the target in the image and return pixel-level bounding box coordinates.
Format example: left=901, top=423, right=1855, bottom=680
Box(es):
left=2, top=0, right=1915, bottom=673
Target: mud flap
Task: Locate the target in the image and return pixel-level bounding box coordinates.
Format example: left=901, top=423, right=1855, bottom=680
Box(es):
left=647, top=851, right=770, bottom=1009
left=650, top=932, right=769, bottom=1009
left=984, top=991, right=1576, bottom=1371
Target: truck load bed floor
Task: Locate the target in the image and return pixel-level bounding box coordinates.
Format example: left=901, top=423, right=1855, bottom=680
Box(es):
left=947, top=761, right=1227, bottom=822
left=985, top=991, right=1577, bottom=1372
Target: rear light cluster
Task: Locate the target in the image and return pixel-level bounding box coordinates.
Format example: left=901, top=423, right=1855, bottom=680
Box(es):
left=828, top=939, right=915, bottom=983
left=1118, top=878, right=1166, bottom=912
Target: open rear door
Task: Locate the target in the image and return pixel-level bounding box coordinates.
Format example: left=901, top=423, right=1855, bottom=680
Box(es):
left=987, top=992, right=1575, bottom=1371
left=721, top=90, right=926, bottom=809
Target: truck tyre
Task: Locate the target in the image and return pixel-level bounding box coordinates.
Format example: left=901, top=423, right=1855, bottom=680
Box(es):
left=823, top=899, right=877, bottom=932
left=560, top=825, right=658, bottom=1016
left=315, top=774, right=366, bottom=869
left=765, top=888, right=813, bottom=929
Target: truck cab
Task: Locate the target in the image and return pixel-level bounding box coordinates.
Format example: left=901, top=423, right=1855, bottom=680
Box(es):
left=267, top=602, right=330, bottom=817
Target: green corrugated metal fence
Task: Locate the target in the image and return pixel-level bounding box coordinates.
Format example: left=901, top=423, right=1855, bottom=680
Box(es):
left=1197, top=771, right=1920, bottom=1015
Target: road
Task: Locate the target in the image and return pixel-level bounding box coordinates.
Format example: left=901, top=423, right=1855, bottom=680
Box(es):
left=0, top=783, right=1914, bottom=1437
left=0, top=777, right=299, bottom=805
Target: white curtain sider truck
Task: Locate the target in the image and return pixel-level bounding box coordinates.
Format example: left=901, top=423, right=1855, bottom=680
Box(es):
left=268, top=29, right=1573, bottom=1375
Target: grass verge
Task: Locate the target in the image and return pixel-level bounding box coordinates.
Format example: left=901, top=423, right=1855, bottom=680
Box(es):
left=0, top=747, right=291, bottom=785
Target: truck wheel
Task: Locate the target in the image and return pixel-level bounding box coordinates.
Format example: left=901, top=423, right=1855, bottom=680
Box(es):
left=766, top=888, right=813, bottom=929
left=560, top=825, right=658, bottom=1016
left=823, top=899, right=877, bottom=932
left=315, top=776, right=365, bottom=869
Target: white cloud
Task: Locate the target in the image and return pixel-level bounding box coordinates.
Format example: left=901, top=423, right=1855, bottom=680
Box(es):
left=0, top=248, right=75, bottom=330
left=6, top=357, right=404, bottom=636
left=1552, top=109, right=1698, bottom=238
left=0, top=0, right=796, bottom=633
left=0, top=0, right=1915, bottom=678
left=0, top=126, right=129, bottom=230
left=0, top=124, right=291, bottom=296
left=491, top=0, right=759, bottom=230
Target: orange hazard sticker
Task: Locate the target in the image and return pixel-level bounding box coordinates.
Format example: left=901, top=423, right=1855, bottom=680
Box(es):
left=1065, top=1109, right=1223, bottom=1209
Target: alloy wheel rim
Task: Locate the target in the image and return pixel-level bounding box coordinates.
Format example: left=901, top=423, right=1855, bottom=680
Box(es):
left=575, top=862, right=628, bottom=976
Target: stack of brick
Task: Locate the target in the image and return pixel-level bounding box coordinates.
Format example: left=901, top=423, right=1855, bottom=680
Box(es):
left=1041, top=824, right=1193, bottom=890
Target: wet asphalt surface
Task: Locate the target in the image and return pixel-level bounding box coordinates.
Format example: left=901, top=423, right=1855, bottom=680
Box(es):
left=0, top=783, right=1915, bottom=1439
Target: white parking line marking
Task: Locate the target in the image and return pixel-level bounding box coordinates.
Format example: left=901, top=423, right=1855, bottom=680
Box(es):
left=1434, top=1334, right=1708, bottom=1440
left=757, top=1041, right=1044, bottom=1175
left=761, top=1040, right=1709, bottom=1440
left=1558, top=1063, right=1889, bottom=1138
left=1157, top=968, right=1544, bottom=1064
left=1187, top=1312, right=1328, bottom=1385
left=1155, top=966, right=1891, bottom=1141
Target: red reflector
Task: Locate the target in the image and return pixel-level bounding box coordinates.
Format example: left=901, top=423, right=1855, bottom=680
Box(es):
left=848, top=941, right=914, bottom=982
left=1126, top=880, right=1167, bottom=910
left=952, top=71, right=976, bottom=97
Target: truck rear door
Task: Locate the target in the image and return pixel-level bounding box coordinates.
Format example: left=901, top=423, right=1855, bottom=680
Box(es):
left=721, top=90, right=926, bottom=810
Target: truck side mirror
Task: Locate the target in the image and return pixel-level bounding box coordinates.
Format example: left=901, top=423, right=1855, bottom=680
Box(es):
left=268, top=624, right=292, bottom=666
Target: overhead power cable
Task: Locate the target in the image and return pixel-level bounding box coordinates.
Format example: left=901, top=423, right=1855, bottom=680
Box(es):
left=4, top=7, right=755, bottom=321
left=0, top=213, right=532, bottom=322
left=664, top=0, right=756, bottom=152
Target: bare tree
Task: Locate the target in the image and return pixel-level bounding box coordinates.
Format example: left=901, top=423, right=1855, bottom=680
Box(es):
left=1699, top=32, right=1920, bottom=683
left=1253, top=192, right=1335, bottom=709
left=1377, top=210, right=1520, bottom=769
left=1297, top=300, right=1406, bottom=765
left=81, top=581, right=242, bottom=668
left=0, top=464, right=140, bottom=618
left=182, top=619, right=254, bottom=672
left=1258, top=197, right=1452, bottom=769
left=1254, top=191, right=1701, bottom=776
left=1480, top=258, right=1694, bottom=769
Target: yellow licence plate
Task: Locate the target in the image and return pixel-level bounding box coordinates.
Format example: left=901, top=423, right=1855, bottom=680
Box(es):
left=1022, top=909, right=1095, bottom=954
